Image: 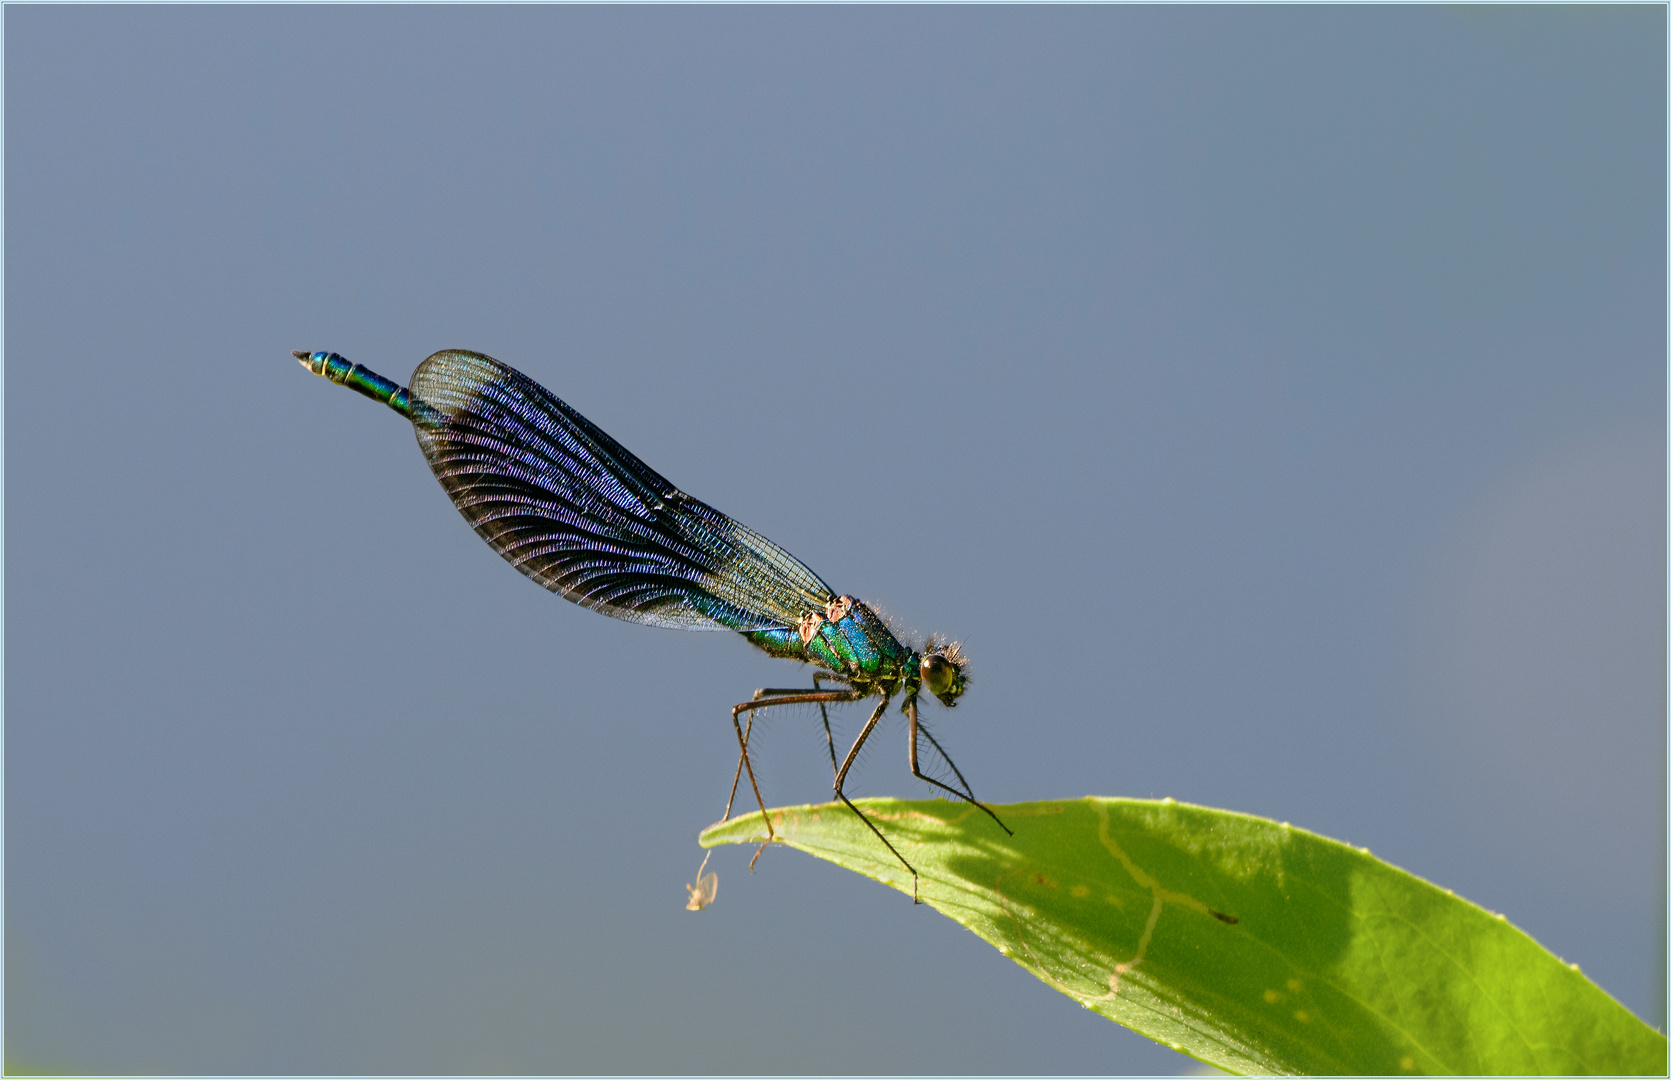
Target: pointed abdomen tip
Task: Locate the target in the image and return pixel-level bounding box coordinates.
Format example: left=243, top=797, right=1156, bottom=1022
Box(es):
left=292, top=350, right=312, bottom=364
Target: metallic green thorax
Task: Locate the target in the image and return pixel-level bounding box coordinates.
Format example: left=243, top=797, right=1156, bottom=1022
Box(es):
left=746, top=597, right=921, bottom=702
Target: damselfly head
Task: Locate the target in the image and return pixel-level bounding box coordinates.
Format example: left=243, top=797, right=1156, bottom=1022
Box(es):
left=920, top=637, right=970, bottom=707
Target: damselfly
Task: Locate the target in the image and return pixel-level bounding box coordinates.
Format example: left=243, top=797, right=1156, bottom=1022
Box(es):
left=295, top=349, right=1010, bottom=899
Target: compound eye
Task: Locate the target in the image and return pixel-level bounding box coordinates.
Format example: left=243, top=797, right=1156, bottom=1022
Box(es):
left=923, top=654, right=956, bottom=698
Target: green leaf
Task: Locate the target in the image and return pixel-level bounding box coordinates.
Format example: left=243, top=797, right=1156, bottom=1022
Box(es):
left=701, top=797, right=1664, bottom=1076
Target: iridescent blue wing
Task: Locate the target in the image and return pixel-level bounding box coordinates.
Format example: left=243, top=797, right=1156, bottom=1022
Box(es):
left=406, top=350, right=835, bottom=632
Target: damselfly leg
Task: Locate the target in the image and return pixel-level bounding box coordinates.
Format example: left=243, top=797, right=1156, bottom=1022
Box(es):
left=907, top=699, right=1013, bottom=837
left=830, top=693, right=923, bottom=902
left=811, top=673, right=852, bottom=777
left=727, top=689, right=864, bottom=869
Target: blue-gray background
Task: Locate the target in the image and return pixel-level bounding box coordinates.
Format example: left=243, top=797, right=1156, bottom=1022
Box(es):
left=6, top=6, right=1664, bottom=1075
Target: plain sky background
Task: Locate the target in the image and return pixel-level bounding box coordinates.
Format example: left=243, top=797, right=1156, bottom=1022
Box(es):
left=6, top=5, right=1664, bottom=1075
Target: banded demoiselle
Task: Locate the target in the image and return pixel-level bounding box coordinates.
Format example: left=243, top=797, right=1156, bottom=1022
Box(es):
left=295, top=349, right=1010, bottom=899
